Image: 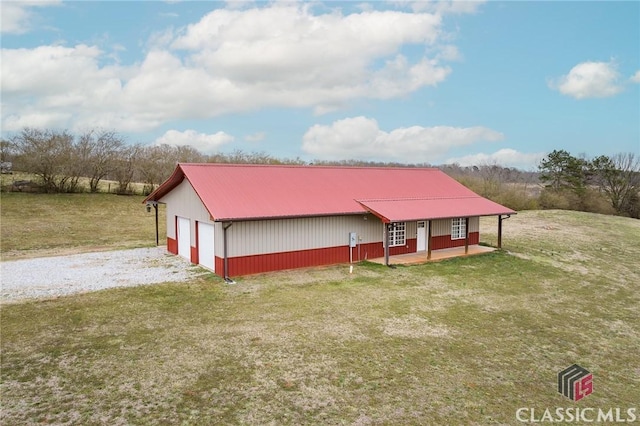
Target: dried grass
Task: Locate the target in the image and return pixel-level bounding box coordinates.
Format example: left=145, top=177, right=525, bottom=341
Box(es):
left=2, top=210, right=639, bottom=424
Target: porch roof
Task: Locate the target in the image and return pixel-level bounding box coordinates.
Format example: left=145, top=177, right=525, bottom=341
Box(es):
left=357, top=196, right=516, bottom=223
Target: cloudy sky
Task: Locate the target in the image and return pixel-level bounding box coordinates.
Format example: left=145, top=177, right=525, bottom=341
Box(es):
left=1, top=1, right=638, bottom=169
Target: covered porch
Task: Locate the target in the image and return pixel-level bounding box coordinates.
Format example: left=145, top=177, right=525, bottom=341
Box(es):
left=368, top=244, right=496, bottom=266
left=356, top=196, right=515, bottom=267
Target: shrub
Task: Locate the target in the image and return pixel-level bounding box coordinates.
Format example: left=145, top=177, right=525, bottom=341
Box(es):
left=494, top=188, right=538, bottom=211
left=538, top=188, right=574, bottom=210
left=580, top=189, right=616, bottom=215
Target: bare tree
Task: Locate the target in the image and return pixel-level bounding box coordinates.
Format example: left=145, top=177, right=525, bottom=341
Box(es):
left=77, top=130, right=125, bottom=192
left=1, top=139, right=16, bottom=164
left=591, top=152, right=640, bottom=216
left=12, top=128, right=81, bottom=192
left=477, top=161, right=508, bottom=198
left=112, top=144, right=142, bottom=195
left=175, top=145, right=207, bottom=163
left=137, top=144, right=207, bottom=194
left=138, top=145, right=177, bottom=195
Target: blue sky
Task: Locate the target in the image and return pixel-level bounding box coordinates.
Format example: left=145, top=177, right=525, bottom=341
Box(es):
left=1, top=1, right=638, bottom=170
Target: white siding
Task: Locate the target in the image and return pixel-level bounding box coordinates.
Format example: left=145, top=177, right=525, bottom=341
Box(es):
left=220, top=214, right=384, bottom=257
left=159, top=180, right=211, bottom=242
left=403, top=221, right=418, bottom=240
left=177, top=217, right=191, bottom=259
left=430, top=217, right=479, bottom=237
left=197, top=222, right=215, bottom=271
left=216, top=216, right=479, bottom=257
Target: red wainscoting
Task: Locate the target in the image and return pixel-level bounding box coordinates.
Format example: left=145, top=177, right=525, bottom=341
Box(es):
left=214, top=239, right=418, bottom=277
left=167, top=237, right=178, bottom=254
left=431, top=232, right=479, bottom=250
left=188, top=234, right=480, bottom=278
left=354, top=239, right=417, bottom=261
left=190, top=246, right=199, bottom=264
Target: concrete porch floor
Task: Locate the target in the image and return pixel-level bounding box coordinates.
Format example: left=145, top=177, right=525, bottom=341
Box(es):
left=369, top=244, right=496, bottom=266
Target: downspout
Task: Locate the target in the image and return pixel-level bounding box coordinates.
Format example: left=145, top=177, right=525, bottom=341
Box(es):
left=154, top=203, right=159, bottom=246
left=223, top=221, right=234, bottom=283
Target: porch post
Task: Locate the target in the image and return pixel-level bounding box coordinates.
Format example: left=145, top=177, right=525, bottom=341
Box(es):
left=154, top=203, right=159, bottom=246
left=498, top=215, right=503, bottom=249
left=427, top=220, right=432, bottom=260
left=384, top=222, right=390, bottom=266
left=464, top=217, right=469, bottom=254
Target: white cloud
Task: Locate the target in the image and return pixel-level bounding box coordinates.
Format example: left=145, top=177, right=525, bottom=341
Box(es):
left=0, top=1, right=61, bottom=34
left=0, top=44, right=133, bottom=132
left=631, top=70, right=640, bottom=83
left=1, top=3, right=469, bottom=133
left=1, top=2, right=31, bottom=34
left=550, top=61, right=624, bottom=99
left=408, top=1, right=485, bottom=15
left=302, top=116, right=504, bottom=163
left=166, top=4, right=451, bottom=114
left=154, top=129, right=234, bottom=153
left=223, top=0, right=256, bottom=10
left=436, top=44, right=462, bottom=62
left=445, top=148, right=545, bottom=170
left=2, top=111, right=72, bottom=130
left=1, top=44, right=104, bottom=95
left=367, top=55, right=451, bottom=100
left=245, top=132, right=266, bottom=142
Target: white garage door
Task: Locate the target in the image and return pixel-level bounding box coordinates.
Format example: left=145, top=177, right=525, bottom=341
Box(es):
left=197, top=222, right=215, bottom=271
left=177, top=217, right=191, bottom=260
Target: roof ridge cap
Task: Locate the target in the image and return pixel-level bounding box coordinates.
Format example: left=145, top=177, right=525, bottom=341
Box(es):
left=358, top=195, right=481, bottom=202
left=179, top=162, right=440, bottom=171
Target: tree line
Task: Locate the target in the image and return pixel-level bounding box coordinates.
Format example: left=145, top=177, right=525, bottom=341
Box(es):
left=537, top=149, right=640, bottom=218
left=0, top=128, right=304, bottom=195
left=1, top=128, right=638, bottom=218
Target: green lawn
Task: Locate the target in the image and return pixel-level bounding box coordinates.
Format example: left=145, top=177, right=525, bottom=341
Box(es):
left=1, top=197, right=639, bottom=425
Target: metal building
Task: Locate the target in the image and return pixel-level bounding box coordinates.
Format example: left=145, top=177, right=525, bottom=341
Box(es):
left=144, top=164, right=515, bottom=278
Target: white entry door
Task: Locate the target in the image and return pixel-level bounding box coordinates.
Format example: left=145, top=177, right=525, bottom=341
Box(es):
left=417, top=221, right=427, bottom=251
left=197, top=222, right=215, bottom=271
left=177, top=217, right=191, bottom=260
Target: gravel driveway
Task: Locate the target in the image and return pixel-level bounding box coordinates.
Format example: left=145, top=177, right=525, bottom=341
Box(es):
left=1, top=247, right=205, bottom=302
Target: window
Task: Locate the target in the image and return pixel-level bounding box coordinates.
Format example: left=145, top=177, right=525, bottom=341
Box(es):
left=388, top=222, right=406, bottom=247
left=451, top=218, right=466, bottom=240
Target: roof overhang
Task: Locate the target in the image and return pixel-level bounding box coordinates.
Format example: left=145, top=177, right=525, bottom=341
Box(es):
left=357, top=197, right=517, bottom=223
left=209, top=211, right=369, bottom=222
left=143, top=164, right=186, bottom=204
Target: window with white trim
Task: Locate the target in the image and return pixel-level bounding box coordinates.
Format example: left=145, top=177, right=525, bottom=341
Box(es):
left=388, top=222, right=406, bottom=247
left=451, top=218, right=466, bottom=240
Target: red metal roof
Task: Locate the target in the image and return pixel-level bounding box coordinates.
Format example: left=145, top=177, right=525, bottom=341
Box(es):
left=144, top=163, right=516, bottom=222
left=357, top=197, right=515, bottom=223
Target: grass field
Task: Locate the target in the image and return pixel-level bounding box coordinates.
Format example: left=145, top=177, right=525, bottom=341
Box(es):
left=0, top=171, right=149, bottom=195
left=0, top=192, right=164, bottom=260
left=1, top=194, right=639, bottom=425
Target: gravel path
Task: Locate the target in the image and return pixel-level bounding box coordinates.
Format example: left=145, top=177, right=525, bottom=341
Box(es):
left=1, top=247, right=205, bottom=302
